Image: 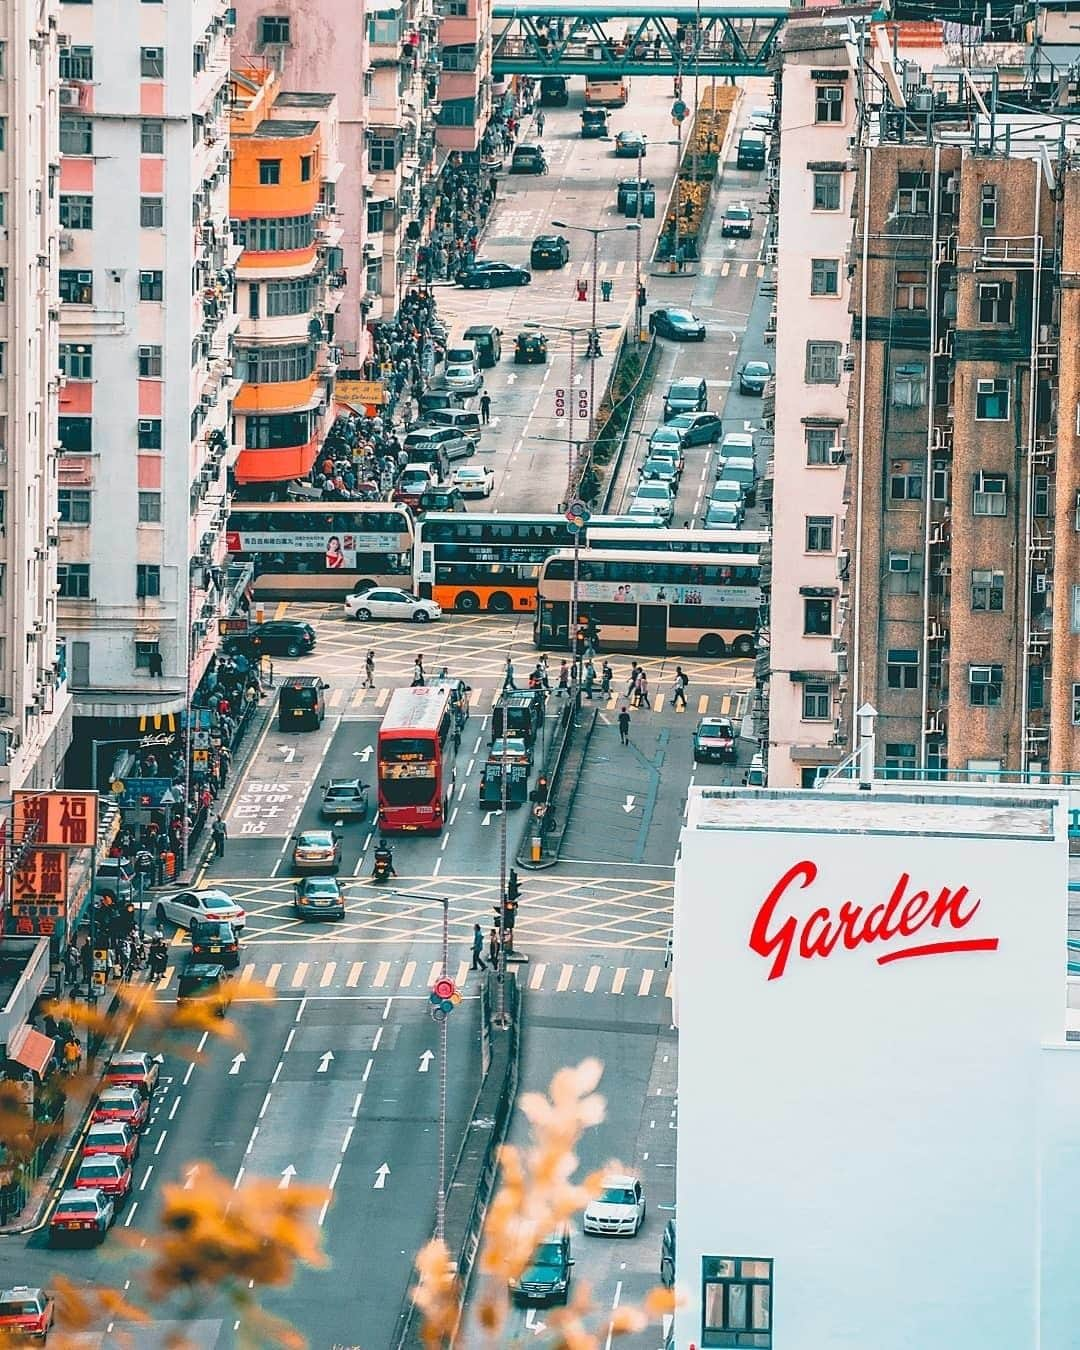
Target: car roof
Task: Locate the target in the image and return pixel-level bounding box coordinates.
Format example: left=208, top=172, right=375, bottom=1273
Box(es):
left=59, top=1187, right=102, bottom=1203
left=300, top=828, right=334, bottom=839
left=744, top=360, right=771, bottom=371
left=181, top=962, right=227, bottom=978
left=722, top=432, right=754, bottom=444
left=668, top=377, right=703, bottom=390
left=533, top=233, right=562, bottom=243
left=111, top=1051, right=150, bottom=1066
left=725, top=203, right=752, bottom=214
left=327, top=777, right=363, bottom=789
left=699, top=717, right=734, bottom=730
left=302, top=876, right=341, bottom=889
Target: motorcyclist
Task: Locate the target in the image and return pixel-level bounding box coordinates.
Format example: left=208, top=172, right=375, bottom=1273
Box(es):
left=373, top=838, right=397, bottom=878
left=148, top=933, right=168, bottom=979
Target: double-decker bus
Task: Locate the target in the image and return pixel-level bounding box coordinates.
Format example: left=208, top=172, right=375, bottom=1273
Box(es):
left=587, top=527, right=768, bottom=557
left=413, top=512, right=644, bottom=614
left=226, top=502, right=414, bottom=600
left=376, top=685, right=462, bottom=833
left=534, top=549, right=762, bottom=657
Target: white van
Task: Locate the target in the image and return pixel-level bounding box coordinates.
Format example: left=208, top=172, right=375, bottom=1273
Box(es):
left=744, top=754, right=766, bottom=787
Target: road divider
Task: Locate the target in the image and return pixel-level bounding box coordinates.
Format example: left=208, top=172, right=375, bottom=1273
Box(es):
left=516, top=700, right=598, bottom=870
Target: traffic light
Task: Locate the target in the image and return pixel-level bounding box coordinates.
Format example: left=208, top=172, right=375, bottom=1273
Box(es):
left=508, top=869, right=521, bottom=904
left=429, top=975, right=462, bottom=1020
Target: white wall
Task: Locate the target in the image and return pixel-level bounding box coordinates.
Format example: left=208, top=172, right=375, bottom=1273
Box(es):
left=674, top=789, right=1075, bottom=1349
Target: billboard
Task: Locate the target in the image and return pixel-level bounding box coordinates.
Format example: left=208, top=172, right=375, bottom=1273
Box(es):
left=14, top=790, right=98, bottom=848
left=674, top=788, right=1072, bottom=1350
left=10, top=848, right=69, bottom=936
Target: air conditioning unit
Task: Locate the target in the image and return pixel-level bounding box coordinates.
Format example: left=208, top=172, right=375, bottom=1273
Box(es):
left=945, top=175, right=959, bottom=196
left=829, top=446, right=846, bottom=465
left=927, top=710, right=944, bottom=734
left=39, top=667, right=54, bottom=685
left=138, top=418, right=156, bottom=435
left=312, top=203, right=326, bottom=218
left=836, top=548, right=850, bottom=579
left=58, top=232, right=74, bottom=253
left=1034, top=573, right=1048, bottom=593
left=842, top=351, right=855, bottom=372
left=58, top=84, right=80, bottom=107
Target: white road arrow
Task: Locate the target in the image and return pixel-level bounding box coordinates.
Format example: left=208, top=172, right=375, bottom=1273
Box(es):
left=482, top=811, right=503, bottom=826
left=623, top=795, right=636, bottom=813
left=279, top=1164, right=296, bottom=1189
left=418, top=1050, right=435, bottom=1073
left=353, top=746, right=373, bottom=762
left=489, top=416, right=501, bottom=428
left=525, top=1308, right=546, bottom=1334
left=279, top=746, right=296, bottom=763
left=506, top=372, right=517, bottom=384
left=572, top=372, right=583, bottom=385
left=182, top=1164, right=200, bottom=1190
left=228, top=1052, right=246, bottom=1076
left=373, top=1163, right=390, bottom=1189
left=317, top=1050, right=335, bottom=1073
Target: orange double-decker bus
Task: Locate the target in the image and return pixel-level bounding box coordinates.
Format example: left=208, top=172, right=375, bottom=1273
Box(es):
left=376, top=686, right=462, bottom=833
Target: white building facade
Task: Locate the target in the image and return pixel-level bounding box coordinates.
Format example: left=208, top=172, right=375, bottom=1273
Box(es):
left=674, top=785, right=1080, bottom=1350
left=55, top=0, right=242, bottom=776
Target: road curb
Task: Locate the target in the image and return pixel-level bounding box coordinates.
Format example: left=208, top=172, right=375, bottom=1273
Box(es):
left=516, top=702, right=598, bottom=869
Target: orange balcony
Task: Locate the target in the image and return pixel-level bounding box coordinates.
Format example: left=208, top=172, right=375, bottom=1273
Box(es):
left=234, top=428, right=322, bottom=485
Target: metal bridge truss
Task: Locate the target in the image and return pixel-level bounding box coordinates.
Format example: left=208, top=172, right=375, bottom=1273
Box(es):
left=490, top=7, right=790, bottom=79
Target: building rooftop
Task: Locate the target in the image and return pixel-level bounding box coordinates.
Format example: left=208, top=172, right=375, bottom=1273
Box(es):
left=686, top=787, right=1060, bottom=839
left=275, top=91, right=335, bottom=109
left=253, top=119, right=319, bottom=139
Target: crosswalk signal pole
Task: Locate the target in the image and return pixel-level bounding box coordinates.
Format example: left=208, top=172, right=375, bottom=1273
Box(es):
left=494, top=723, right=511, bottom=1030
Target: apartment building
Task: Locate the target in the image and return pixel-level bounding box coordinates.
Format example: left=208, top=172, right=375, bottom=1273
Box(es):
left=764, top=13, right=859, bottom=788
left=229, top=2, right=372, bottom=370
left=0, top=0, right=73, bottom=793
left=435, top=0, right=493, bottom=156
left=55, top=0, right=242, bottom=780
left=228, top=63, right=340, bottom=487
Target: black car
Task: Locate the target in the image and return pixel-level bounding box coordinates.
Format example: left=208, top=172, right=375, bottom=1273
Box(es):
left=510, top=1228, right=574, bottom=1305
left=510, top=144, right=547, bottom=174
left=649, top=308, right=707, bottom=342
left=530, top=235, right=569, bottom=269
left=514, top=332, right=548, bottom=364
left=294, top=876, right=346, bottom=921
left=456, top=261, right=532, bottom=289
left=177, top=961, right=231, bottom=1016
left=738, top=360, right=772, bottom=395
left=189, top=919, right=240, bottom=969
left=226, top=620, right=315, bottom=658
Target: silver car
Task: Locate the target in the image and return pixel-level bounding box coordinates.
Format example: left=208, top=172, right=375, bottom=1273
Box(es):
left=443, top=363, right=483, bottom=395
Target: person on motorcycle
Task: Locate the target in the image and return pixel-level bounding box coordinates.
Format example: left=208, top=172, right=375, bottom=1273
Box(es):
left=373, top=838, right=397, bottom=878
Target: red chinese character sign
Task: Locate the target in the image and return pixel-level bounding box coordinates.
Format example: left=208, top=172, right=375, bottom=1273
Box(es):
left=14, top=790, right=98, bottom=848
left=10, top=848, right=69, bottom=935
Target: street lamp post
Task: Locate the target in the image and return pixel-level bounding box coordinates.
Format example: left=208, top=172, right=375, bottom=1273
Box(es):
left=551, top=221, right=639, bottom=440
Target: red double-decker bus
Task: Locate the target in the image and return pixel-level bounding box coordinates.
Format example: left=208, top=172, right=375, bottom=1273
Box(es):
left=376, top=686, right=462, bottom=833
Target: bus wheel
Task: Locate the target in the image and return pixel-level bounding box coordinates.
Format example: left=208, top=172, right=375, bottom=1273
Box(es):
left=456, top=592, right=480, bottom=612
left=488, top=592, right=512, bottom=614
left=698, top=634, right=725, bottom=657
left=733, top=635, right=755, bottom=657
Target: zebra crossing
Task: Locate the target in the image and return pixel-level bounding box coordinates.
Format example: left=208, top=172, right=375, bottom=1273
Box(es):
left=565, top=257, right=768, bottom=281
left=157, top=954, right=673, bottom=1000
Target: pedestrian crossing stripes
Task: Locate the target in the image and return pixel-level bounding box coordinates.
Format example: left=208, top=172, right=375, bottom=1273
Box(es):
left=157, top=956, right=674, bottom=1000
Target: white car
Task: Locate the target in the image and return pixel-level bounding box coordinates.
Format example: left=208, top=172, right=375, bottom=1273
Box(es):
left=153, top=887, right=246, bottom=932
left=634, top=481, right=674, bottom=523
left=583, top=1174, right=646, bottom=1237
left=443, top=363, right=483, bottom=395
left=451, top=465, right=495, bottom=498
left=345, top=587, right=443, bottom=623
left=627, top=498, right=668, bottom=526
left=716, top=431, right=754, bottom=475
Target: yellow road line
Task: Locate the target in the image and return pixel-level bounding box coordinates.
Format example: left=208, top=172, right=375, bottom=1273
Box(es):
left=375, top=688, right=389, bottom=708
left=373, top=960, right=390, bottom=988
left=738, top=261, right=749, bottom=277
left=557, top=963, right=573, bottom=992
left=351, top=688, right=367, bottom=707
left=529, top=962, right=547, bottom=990
left=346, top=961, right=363, bottom=987
left=638, top=969, right=654, bottom=997
left=697, top=694, right=708, bottom=714
left=320, top=962, right=336, bottom=988
left=400, top=959, right=416, bottom=988
left=291, top=962, right=308, bottom=989
left=611, top=967, right=628, bottom=994
left=327, top=688, right=343, bottom=708
left=584, top=965, right=600, bottom=993
left=240, top=962, right=256, bottom=983
left=273, top=601, right=288, bottom=620
left=266, top=963, right=281, bottom=988
left=159, top=967, right=174, bottom=990
left=455, top=959, right=470, bottom=987
left=721, top=261, right=731, bottom=276
left=428, top=961, right=442, bottom=987
left=720, top=694, right=731, bottom=715
left=665, top=972, right=674, bottom=999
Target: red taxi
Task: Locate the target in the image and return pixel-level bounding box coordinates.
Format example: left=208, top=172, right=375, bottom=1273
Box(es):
left=49, top=1188, right=114, bottom=1244
left=103, top=1050, right=160, bottom=1098
left=82, top=1122, right=139, bottom=1166
left=0, top=1286, right=53, bottom=1340
left=91, top=1086, right=149, bottom=1132
left=74, top=1153, right=134, bottom=1204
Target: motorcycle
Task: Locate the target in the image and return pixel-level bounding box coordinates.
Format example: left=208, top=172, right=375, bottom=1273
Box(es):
left=372, top=849, right=395, bottom=885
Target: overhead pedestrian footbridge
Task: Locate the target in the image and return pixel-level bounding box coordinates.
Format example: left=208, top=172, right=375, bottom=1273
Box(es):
left=491, top=0, right=792, bottom=79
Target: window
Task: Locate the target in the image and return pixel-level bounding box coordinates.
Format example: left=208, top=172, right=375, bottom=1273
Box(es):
left=139, top=270, right=164, bottom=301
left=265, top=277, right=315, bottom=316
left=59, top=116, right=92, bottom=154
left=895, top=269, right=928, bottom=310
left=803, top=597, right=832, bottom=636
left=886, top=648, right=918, bottom=690
left=972, top=472, right=1008, bottom=517
left=1072, top=682, right=1080, bottom=725
left=59, top=343, right=92, bottom=379
left=802, top=682, right=831, bottom=721
left=369, top=135, right=398, bottom=172
left=137, top=491, right=161, bottom=523
left=137, top=418, right=162, bottom=449
left=58, top=563, right=91, bottom=598
left=260, top=15, right=291, bottom=42
left=1033, top=473, right=1049, bottom=518
left=300, top=154, right=312, bottom=182
left=136, top=564, right=161, bottom=599
left=980, top=183, right=998, bottom=228
left=702, top=1256, right=772, bottom=1349
left=58, top=489, right=91, bottom=524
left=259, top=158, right=281, bottom=185
left=59, top=270, right=93, bottom=304
left=896, top=171, right=931, bottom=215
left=141, top=119, right=164, bottom=154
left=435, top=99, right=478, bottom=127
left=810, top=258, right=839, bottom=296
left=805, top=341, right=841, bottom=384
left=140, top=47, right=164, bottom=78
left=135, top=640, right=160, bottom=670
left=367, top=198, right=387, bottom=234
left=1071, top=584, right=1080, bottom=633
left=805, top=515, right=834, bottom=552
left=971, top=568, right=1004, bottom=611
left=931, top=463, right=951, bottom=502
left=812, top=171, right=841, bottom=211
left=59, top=44, right=93, bottom=80
left=1028, top=664, right=1044, bottom=711
left=239, top=344, right=314, bottom=383
left=889, top=468, right=923, bottom=502
left=248, top=284, right=259, bottom=319
left=193, top=43, right=207, bottom=77
left=365, top=257, right=383, bottom=296
left=975, top=377, right=1009, bottom=420
left=244, top=409, right=315, bottom=449
left=140, top=196, right=164, bottom=228
left=58, top=416, right=91, bottom=453
left=978, top=282, right=1012, bottom=324
left=59, top=194, right=92, bottom=229
left=891, top=361, right=926, bottom=408
left=230, top=214, right=314, bottom=250
left=969, top=664, right=1003, bottom=707
left=440, top=43, right=478, bottom=70
left=884, top=742, right=917, bottom=779
left=805, top=427, right=837, bottom=465
left=815, top=84, right=843, bottom=122
left=138, top=344, right=162, bottom=378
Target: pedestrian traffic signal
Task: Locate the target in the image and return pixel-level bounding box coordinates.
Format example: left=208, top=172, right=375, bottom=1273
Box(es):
left=565, top=500, right=591, bottom=531
left=429, top=975, right=462, bottom=1017
left=508, top=869, right=521, bottom=904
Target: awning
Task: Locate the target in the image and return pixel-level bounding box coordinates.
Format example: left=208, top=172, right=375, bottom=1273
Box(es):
left=8, top=1026, right=56, bottom=1077
left=73, top=689, right=188, bottom=720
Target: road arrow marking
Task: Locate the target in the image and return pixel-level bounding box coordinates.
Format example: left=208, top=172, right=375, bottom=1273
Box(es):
left=482, top=810, right=503, bottom=826
left=182, top=1165, right=199, bottom=1190
left=279, top=1164, right=296, bottom=1189
left=663, top=1313, right=674, bottom=1338
left=623, top=795, right=636, bottom=813
left=317, top=1050, right=335, bottom=1073
left=418, top=1050, right=435, bottom=1073
left=572, top=372, right=583, bottom=385
left=374, top=1163, right=390, bottom=1189
left=353, top=746, right=373, bottom=761
left=279, top=746, right=296, bottom=763
left=525, top=1308, right=546, bottom=1334
left=506, top=372, right=517, bottom=384
left=229, top=1053, right=246, bottom=1076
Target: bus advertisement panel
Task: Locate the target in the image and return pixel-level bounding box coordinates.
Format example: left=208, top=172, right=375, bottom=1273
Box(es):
left=535, top=550, right=762, bottom=657
left=376, top=685, right=461, bottom=833
left=587, top=527, right=768, bottom=557
left=227, top=504, right=414, bottom=599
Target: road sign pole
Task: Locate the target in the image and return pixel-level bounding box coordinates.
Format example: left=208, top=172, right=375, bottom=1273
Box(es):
left=437, top=896, right=448, bottom=1243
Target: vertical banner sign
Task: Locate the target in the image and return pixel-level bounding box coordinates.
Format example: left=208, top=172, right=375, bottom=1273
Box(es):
left=10, top=849, right=69, bottom=935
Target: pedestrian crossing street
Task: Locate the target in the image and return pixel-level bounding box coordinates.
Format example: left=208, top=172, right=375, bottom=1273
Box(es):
left=157, top=953, right=674, bottom=1001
